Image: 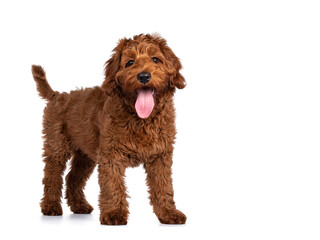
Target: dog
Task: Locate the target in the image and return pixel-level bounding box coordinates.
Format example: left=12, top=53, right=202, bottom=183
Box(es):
left=32, top=34, right=186, bottom=225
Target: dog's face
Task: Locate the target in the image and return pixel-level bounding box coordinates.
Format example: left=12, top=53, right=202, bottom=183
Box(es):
left=102, top=34, right=186, bottom=119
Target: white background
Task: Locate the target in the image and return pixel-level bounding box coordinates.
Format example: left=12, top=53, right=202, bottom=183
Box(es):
left=0, top=0, right=319, bottom=239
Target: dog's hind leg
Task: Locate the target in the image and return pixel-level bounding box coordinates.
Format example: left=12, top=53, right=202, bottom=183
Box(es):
left=40, top=122, right=71, bottom=216
left=65, top=150, right=96, bottom=214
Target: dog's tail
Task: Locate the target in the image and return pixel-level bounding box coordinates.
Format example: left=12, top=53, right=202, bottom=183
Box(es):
left=32, top=65, right=57, bottom=101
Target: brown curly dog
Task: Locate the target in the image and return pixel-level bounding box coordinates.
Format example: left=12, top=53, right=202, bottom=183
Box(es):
left=32, top=34, right=186, bottom=225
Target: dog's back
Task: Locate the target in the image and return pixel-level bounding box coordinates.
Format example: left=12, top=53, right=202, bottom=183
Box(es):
left=32, top=65, right=106, bottom=159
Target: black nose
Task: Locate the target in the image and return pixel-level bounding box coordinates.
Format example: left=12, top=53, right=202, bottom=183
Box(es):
left=137, top=72, right=151, bottom=84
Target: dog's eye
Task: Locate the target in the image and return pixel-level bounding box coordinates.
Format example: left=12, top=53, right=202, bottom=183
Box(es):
left=152, top=57, right=159, bottom=64
left=125, top=60, right=135, bottom=68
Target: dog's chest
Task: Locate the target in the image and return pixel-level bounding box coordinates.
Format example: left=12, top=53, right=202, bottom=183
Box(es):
left=126, top=124, right=171, bottom=155
left=105, top=118, right=175, bottom=162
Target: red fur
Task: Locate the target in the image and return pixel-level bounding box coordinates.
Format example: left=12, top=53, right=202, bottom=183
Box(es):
left=32, top=34, right=186, bottom=225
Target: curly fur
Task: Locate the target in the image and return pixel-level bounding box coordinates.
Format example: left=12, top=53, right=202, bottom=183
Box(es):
left=32, top=34, right=186, bottom=225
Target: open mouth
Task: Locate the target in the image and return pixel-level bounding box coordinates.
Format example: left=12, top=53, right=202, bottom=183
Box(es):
left=135, top=87, right=155, bottom=119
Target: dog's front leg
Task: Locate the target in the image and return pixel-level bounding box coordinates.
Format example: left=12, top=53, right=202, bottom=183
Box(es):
left=98, top=161, right=129, bottom=225
left=144, top=153, right=187, bottom=224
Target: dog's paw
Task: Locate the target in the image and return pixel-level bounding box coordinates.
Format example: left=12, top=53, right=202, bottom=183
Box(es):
left=158, top=209, right=187, bottom=224
left=41, top=202, right=63, bottom=216
left=71, top=202, right=94, bottom=214
left=100, top=209, right=128, bottom=225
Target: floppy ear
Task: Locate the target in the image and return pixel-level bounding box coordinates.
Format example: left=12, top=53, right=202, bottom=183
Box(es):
left=159, top=43, right=186, bottom=89
left=101, top=38, right=129, bottom=95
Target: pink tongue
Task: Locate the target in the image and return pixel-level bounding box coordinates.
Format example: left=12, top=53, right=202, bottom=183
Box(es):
left=135, top=89, right=154, bottom=118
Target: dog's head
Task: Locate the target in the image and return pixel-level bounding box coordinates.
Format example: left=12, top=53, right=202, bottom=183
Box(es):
left=102, top=34, right=186, bottom=119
